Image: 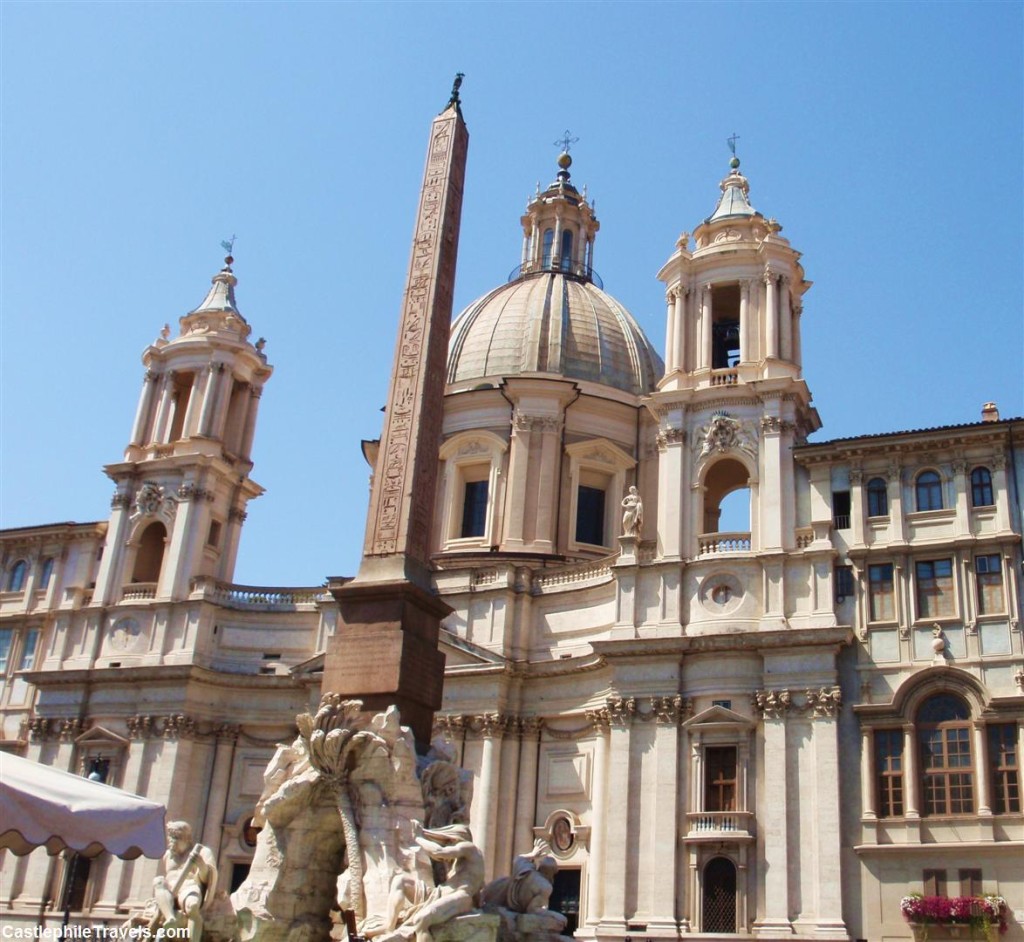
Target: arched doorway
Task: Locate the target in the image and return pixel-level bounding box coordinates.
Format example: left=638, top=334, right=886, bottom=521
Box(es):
left=703, top=856, right=736, bottom=933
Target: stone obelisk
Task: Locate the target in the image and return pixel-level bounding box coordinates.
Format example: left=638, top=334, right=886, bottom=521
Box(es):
left=322, top=78, right=468, bottom=747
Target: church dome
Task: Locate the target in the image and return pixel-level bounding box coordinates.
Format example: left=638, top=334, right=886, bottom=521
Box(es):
left=447, top=271, right=662, bottom=395
left=447, top=151, right=663, bottom=395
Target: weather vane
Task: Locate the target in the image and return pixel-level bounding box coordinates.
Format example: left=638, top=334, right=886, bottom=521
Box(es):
left=554, top=130, right=579, bottom=154
left=221, top=235, right=236, bottom=256
left=727, top=133, right=740, bottom=156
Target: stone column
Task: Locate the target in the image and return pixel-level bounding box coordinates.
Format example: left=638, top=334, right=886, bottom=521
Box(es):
left=201, top=724, right=240, bottom=852
left=513, top=718, right=542, bottom=858
left=739, top=280, right=751, bottom=362
left=496, top=720, right=523, bottom=871
left=210, top=370, right=235, bottom=442
left=674, top=288, right=687, bottom=372
left=93, top=492, right=134, bottom=606
left=888, top=466, right=906, bottom=543
left=197, top=363, right=223, bottom=437
left=656, top=428, right=685, bottom=560
left=903, top=724, right=920, bottom=819
left=992, top=456, right=1012, bottom=531
left=754, top=691, right=792, bottom=937
left=180, top=370, right=205, bottom=439
left=504, top=414, right=533, bottom=546
left=701, top=284, right=713, bottom=370
left=151, top=371, right=175, bottom=444
left=779, top=276, right=792, bottom=360
left=649, top=698, right=683, bottom=935
left=584, top=709, right=609, bottom=930
left=792, top=303, right=803, bottom=368
left=239, top=385, right=263, bottom=461
left=808, top=690, right=847, bottom=938
left=599, top=698, right=634, bottom=932
left=973, top=721, right=992, bottom=816
left=129, top=370, right=159, bottom=446
left=535, top=418, right=561, bottom=550
left=664, top=289, right=678, bottom=373
left=850, top=468, right=866, bottom=548
left=764, top=270, right=778, bottom=359
left=953, top=459, right=970, bottom=537
left=860, top=726, right=876, bottom=820
left=475, top=714, right=504, bottom=880
left=553, top=213, right=563, bottom=270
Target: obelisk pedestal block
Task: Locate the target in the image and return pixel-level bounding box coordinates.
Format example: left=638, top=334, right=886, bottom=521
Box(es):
left=323, top=579, right=450, bottom=746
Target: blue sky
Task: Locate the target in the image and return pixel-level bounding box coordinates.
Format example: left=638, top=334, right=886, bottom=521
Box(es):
left=2, top=1, right=1021, bottom=586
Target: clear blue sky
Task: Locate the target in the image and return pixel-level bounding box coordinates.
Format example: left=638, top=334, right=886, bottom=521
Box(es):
left=2, top=1, right=1021, bottom=586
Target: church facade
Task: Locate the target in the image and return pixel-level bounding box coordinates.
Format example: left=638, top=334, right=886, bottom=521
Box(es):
left=1, top=138, right=1022, bottom=942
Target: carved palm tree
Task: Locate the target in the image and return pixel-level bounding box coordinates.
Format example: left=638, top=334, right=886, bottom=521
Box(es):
left=297, top=695, right=385, bottom=920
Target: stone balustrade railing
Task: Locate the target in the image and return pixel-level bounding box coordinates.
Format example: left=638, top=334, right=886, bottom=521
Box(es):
left=120, top=583, right=157, bottom=602
left=685, top=810, right=755, bottom=838
left=532, top=558, right=614, bottom=593
left=795, top=526, right=814, bottom=549
left=710, top=368, right=739, bottom=387
left=190, top=576, right=328, bottom=611
left=698, top=532, right=751, bottom=555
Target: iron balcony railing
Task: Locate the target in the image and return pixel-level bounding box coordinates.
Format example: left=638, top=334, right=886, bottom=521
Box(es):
left=507, top=259, right=603, bottom=289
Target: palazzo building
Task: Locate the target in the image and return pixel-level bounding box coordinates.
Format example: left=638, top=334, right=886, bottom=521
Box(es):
left=1, top=140, right=1022, bottom=942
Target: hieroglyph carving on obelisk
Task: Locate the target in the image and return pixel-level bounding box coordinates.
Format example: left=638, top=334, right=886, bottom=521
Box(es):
left=361, top=93, right=468, bottom=584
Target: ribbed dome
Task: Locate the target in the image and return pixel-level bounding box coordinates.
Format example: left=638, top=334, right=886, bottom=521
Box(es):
left=447, top=271, right=663, bottom=395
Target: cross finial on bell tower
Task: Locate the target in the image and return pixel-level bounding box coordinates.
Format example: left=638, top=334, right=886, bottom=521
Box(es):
left=554, top=130, right=579, bottom=155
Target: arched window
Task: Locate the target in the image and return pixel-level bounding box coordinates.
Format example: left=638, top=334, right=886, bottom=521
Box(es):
left=866, top=477, right=888, bottom=517
left=915, top=470, right=943, bottom=511
left=703, top=857, right=737, bottom=933
left=7, top=560, right=28, bottom=592
left=39, top=557, right=55, bottom=588
left=918, top=693, right=973, bottom=816
left=541, top=229, right=554, bottom=269
left=560, top=230, right=573, bottom=272
left=131, top=522, right=167, bottom=584
left=970, top=467, right=993, bottom=507
left=702, top=458, right=751, bottom=547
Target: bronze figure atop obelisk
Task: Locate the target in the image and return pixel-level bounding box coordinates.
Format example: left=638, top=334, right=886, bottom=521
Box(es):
left=322, top=77, right=469, bottom=747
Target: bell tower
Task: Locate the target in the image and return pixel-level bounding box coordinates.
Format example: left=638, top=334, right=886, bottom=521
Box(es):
left=92, top=254, right=272, bottom=606
left=649, top=154, right=821, bottom=611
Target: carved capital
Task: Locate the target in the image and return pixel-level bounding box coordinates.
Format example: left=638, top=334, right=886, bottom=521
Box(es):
left=992, top=454, right=1007, bottom=471
left=111, top=491, right=133, bottom=510
left=59, top=717, right=83, bottom=743
left=652, top=695, right=691, bottom=725
left=177, top=484, right=214, bottom=502
left=952, top=459, right=968, bottom=475
left=517, top=716, right=544, bottom=739
left=127, top=714, right=156, bottom=740
left=28, top=716, right=52, bottom=742
left=228, top=507, right=248, bottom=523
left=849, top=467, right=864, bottom=485
left=656, top=427, right=685, bottom=451
left=753, top=688, right=792, bottom=720
left=760, top=416, right=795, bottom=434
left=475, top=713, right=507, bottom=738
left=804, top=686, right=842, bottom=719
left=215, top=723, right=241, bottom=743
left=584, top=707, right=610, bottom=733
left=162, top=714, right=197, bottom=740
left=606, top=696, right=636, bottom=727
left=432, top=714, right=466, bottom=741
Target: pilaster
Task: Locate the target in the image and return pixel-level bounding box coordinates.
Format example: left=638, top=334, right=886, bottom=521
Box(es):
left=754, top=689, right=792, bottom=937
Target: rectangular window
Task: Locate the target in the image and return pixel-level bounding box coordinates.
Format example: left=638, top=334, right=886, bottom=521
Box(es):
left=835, top=565, right=854, bottom=602
left=18, top=629, right=40, bottom=671
left=832, top=490, right=851, bottom=529
left=868, top=564, right=895, bottom=621
left=975, top=555, right=1004, bottom=615
left=988, top=723, right=1020, bottom=814
left=704, top=746, right=738, bottom=812
left=460, top=480, right=489, bottom=538
left=874, top=729, right=904, bottom=817
left=959, top=869, right=982, bottom=898
left=920, top=725, right=974, bottom=815
left=575, top=485, right=606, bottom=546
left=923, top=869, right=947, bottom=897
left=916, top=558, right=955, bottom=619
left=0, top=628, right=12, bottom=675
left=207, top=519, right=222, bottom=548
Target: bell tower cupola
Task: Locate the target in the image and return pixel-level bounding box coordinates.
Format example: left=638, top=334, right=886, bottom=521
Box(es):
left=657, top=153, right=814, bottom=394
left=517, top=142, right=600, bottom=283
left=93, top=252, right=273, bottom=606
